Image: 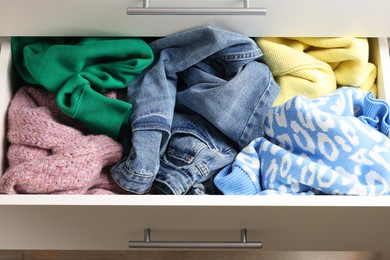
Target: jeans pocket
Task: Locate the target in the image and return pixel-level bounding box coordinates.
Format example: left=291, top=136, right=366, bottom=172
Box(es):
left=163, top=133, right=209, bottom=167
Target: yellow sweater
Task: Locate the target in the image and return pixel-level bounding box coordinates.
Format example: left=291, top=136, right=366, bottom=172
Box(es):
left=256, top=37, right=377, bottom=106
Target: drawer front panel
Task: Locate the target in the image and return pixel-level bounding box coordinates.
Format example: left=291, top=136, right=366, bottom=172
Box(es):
left=0, top=199, right=390, bottom=251
left=0, top=0, right=390, bottom=36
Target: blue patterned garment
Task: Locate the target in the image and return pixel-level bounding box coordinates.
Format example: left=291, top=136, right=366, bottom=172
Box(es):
left=214, top=87, right=390, bottom=195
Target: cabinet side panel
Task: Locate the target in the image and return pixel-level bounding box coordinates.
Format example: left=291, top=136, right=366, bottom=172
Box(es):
left=0, top=38, right=13, bottom=175
left=372, top=38, right=390, bottom=102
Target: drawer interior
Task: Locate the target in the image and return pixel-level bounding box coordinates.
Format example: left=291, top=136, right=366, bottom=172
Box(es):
left=1, top=36, right=390, bottom=189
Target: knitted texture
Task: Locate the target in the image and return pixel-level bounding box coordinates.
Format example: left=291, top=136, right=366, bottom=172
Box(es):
left=214, top=87, right=390, bottom=195
left=0, top=87, right=127, bottom=194
left=256, top=37, right=377, bottom=106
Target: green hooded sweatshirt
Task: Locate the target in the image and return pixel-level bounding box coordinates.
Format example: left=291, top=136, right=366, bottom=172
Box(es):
left=11, top=37, right=154, bottom=140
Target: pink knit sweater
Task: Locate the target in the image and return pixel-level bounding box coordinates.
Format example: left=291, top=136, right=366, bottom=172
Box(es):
left=0, top=87, right=128, bottom=194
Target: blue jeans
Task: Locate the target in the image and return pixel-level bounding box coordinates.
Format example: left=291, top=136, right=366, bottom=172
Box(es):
left=111, top=26, right=280, bottom=194
left=154, top=113, right=238, bottom=195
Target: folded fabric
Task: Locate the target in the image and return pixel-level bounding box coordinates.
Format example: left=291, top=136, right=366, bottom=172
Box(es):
left=214, top=87, right=390, bottom=195
left=153, top=113, right=238, bottom=195
left=111, top=26, right=279, bottom=194
left=11, top=37, right=154, bottom=140
left=256, top=37, right=377, bottom=106
left=0, top=87, right=127, bottom=194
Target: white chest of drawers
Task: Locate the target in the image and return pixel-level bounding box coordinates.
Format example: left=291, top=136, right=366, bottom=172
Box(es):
left=1, top=0, right=390, bottom=251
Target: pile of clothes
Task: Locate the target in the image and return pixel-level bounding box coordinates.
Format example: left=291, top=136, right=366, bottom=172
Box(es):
left=1, top=26, right=389, bottom=195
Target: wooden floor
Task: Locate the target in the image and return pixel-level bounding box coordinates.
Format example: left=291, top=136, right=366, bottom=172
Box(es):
left=0, top=251, right=386, bottom=260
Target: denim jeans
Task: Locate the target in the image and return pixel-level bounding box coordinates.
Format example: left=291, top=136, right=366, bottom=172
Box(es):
left=111, top=26, right=280, bottom=194
left=154, top=113, right=238, bottom=195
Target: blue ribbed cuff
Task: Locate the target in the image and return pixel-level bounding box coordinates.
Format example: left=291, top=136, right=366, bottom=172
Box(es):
left=214, top=164, right=261, bottom=195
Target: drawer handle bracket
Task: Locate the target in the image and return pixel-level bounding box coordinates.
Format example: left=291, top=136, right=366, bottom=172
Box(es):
left=127, top=0, right=266, bottom=15
left=128, top=228, right=263, bottom=249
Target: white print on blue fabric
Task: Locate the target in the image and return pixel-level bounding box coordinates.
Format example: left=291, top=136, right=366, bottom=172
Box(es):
left=235, top=145, right=260, bottom=183
left=296, top=98, right=316, bottom=132
left=317, top=132, right=338, bottom=161
left=215, top=87, right=390, bottom=195
left=291, top=120, right=316, bottom=154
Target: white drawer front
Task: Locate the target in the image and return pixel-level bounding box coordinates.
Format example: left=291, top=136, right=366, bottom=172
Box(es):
left=0, top=195, right=390, bottom=251
left=1, top=0, right=390, bottom=36
left=0, top=37, right=390, bottom=251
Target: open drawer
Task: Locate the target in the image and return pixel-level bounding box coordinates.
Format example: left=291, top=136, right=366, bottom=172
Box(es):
left=2, top=0, right=390, bottom=252
left=0, top=36, right=390, bottom=251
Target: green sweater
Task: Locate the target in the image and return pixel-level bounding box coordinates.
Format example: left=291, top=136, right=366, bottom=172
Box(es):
left=12, top=37, right=154, bottom=140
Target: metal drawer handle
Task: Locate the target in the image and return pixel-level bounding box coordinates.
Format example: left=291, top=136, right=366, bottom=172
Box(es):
left=127, top=0, right=266, bottom=15
left=128, top=228, right=263, bottom=249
